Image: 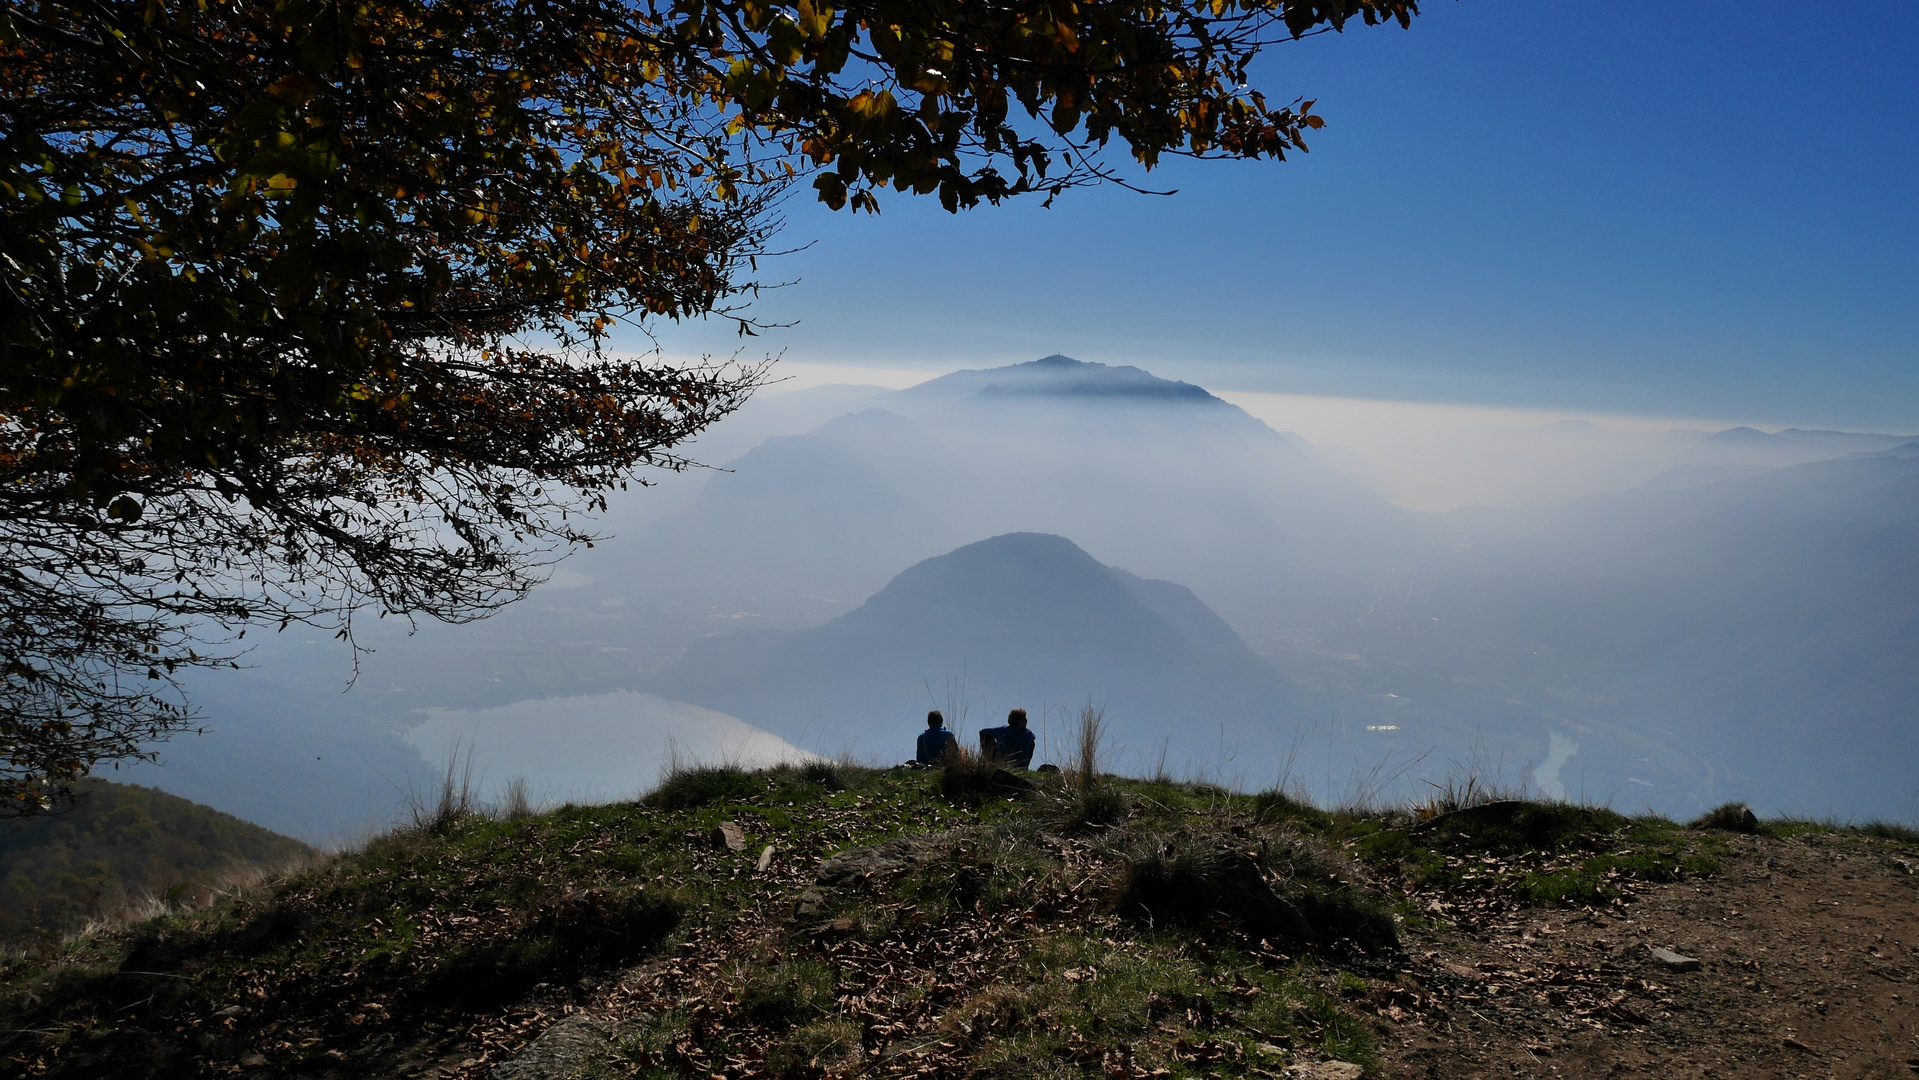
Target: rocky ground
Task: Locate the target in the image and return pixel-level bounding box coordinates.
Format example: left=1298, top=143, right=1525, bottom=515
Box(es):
left=1377, top=829, right=1919, bottom=1079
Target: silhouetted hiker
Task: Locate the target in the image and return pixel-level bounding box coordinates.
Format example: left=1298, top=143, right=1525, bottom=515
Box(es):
left=917, top=710, right=958, bottom=764
left=978, top=708, right=1036, bottom=769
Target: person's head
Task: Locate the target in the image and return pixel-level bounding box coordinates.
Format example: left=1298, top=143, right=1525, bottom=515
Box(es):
left=927, top=710, right=945, bottom=729
left=1008, top=708, right=1028, bottom=729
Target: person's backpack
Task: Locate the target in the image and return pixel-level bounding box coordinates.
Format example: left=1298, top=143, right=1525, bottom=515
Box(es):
left=998, top=727, right=1036, bottom=768
left=917, top=727, right=956, bottom=764
left=979, top=726, right=1008, bottom=760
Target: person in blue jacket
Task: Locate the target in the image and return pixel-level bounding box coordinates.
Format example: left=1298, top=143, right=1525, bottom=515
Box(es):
left=916, top=710, right=958, bottom=764
left=978, top=708, right=1036, bottom=769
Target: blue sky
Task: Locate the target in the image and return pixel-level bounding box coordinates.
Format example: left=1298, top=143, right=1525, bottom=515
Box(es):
left=639, top=0, right=1919, bottom=431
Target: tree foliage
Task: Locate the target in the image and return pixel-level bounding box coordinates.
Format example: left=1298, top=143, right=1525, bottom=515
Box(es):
left=0, top=0, right=1416, bottom=811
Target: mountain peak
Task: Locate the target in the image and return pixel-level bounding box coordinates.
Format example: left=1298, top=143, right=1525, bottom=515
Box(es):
left=647, top=532, right=1295, bottom=756
left=900, top=355, right=1226, bottom=408
left=1708, top=426, right=1777, bottom=444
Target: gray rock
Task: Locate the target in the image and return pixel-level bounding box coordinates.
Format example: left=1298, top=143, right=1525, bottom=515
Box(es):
left=1649, top=946, right=1703, bottom=972
left=815, top=831, right=960, bottom=886
left=1286, top=1062, right=1364, bottom=1080
left=489, top=1016, right=615, bottom=1080
left=712, top=821, right=747, bottom=852
left=798, top=831, right=970, bottom=918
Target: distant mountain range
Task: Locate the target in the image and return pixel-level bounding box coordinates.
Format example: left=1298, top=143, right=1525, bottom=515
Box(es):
left=648, top=533, right=1310, bottom=771
left=1313, top=412, right=1918, bottom=512
left=130, top=354, right=1919, bottom=835
left=900, top=353, right=1230, bottom=406
left=621, top=354, right=1408, bottom=650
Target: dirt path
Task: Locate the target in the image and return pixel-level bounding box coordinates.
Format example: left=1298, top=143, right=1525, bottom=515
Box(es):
left=1381, top=831, right=1919, bottom=1079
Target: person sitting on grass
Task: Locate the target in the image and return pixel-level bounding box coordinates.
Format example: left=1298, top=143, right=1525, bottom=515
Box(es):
left=978, top=708, right=1036, bottom=769
left=916, top=710, right=958, bottom=765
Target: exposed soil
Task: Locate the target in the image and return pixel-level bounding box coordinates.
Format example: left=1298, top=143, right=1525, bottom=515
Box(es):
left=1377, top=831, right=1919, bottom=1079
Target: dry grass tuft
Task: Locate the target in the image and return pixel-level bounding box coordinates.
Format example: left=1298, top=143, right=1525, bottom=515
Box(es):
left=1073, top=701, right=1107, bottom=794
left=1690, top=802, right=1760, bottom=833
left=497, top=775, right=534, bottom=821
left=406, top=743, right=481, bottom=835
left=1110, top=830, right=1397, bottom=955
left=1415, top=742, right=1527, bottom=819
left=938, top=745, right=1031, bottom=804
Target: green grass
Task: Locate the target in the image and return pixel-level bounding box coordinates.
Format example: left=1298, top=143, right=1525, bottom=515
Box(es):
left=1520, top=850, right=1722, bottom=905
left=1690, top=802, right=1761, bottom=833
left=0, top=762, right=969, bottom=1079
left=1062, top=785, right=1129, bottom=832
left=1345, top=800, right=1736, bottom=907
left=737, top=958, right=837, bottom=1029
left=644, top=764, right=765, bottom=809
left=1856, top=821, right=1919, bottom=844
left=10, top=760, right=1903, bottom=1080
left=1761, top=817, right=1919, bottom=844
left=1110, top=829, right=1398, bottom=956
left=1251, top=788, right=1337, bottom=830
left=947, top=935, right=1378, bottom=1078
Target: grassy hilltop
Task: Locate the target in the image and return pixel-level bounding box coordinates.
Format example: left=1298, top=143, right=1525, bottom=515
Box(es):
left=1, top=759, right=1914, bottom=1079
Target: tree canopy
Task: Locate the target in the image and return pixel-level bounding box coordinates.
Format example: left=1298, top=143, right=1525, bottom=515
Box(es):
left=0, top=0, right=1417, bottom=811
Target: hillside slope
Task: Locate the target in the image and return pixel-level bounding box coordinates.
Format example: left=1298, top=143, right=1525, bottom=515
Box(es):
left=0, top=779, right=311, bottom=939
left=1, top=766, right=1912, bottom=1080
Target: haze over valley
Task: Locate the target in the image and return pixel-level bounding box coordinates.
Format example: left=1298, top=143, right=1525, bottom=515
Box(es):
left=122, top=357, right=1919, bottom=841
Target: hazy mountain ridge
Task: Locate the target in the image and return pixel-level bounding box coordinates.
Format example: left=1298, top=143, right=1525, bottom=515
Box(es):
left=648, top=533, right=1311, bottom=769
left=597, top=355, right=1416, bottom=683
left=642, top=391, right=1919, bottom=815
left=1313, top=414, right=1918, bottom=512
left=896, top=353, right=1233, bottom=408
